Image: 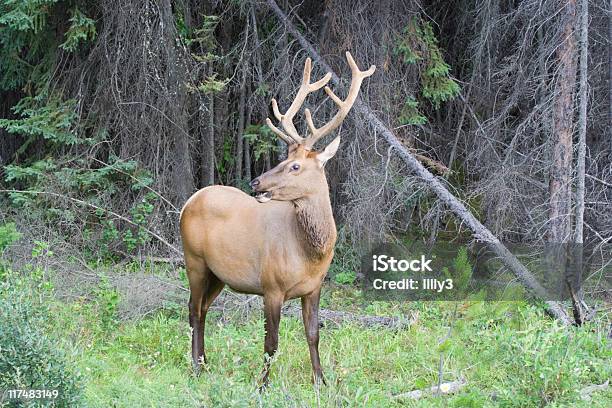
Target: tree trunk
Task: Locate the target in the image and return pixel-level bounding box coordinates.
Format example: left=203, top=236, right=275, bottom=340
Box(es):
left=549, top=0, right=577, bottom=244
left=266, top=0, right=571, bottom=325
left=547, top=0, right=578, bottom=309
left=571, top=0, right=590, bottom=324
left=201, top=66, right=216, bottom=187
left=609, top=0, right=612, bottom=149
left=574, top=0, right=588, bottom=244
left=276, top=0, right=290, bottom=161
left=161, top=0, right=194, bottom=204
left=245, top=87, right=253, bottom=182
left=235, top=63, right=247, bottom=182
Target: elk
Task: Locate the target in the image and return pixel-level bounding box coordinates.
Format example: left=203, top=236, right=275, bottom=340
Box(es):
left=179, top=52, right=375, bottom=387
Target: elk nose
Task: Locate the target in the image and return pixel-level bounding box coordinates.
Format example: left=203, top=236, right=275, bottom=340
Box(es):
left=250, top=178, right=260, bottom=189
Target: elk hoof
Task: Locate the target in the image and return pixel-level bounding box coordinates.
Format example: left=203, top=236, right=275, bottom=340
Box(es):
left=192, top=355, right=206, bottom=376
left=257, top=380, right=270, bottom=393
left=313, top=373, right=327, bottom=387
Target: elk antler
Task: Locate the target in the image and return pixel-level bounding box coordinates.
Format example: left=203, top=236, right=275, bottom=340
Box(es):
left=266, top=52, right=376, bottom=149
left=265, top=58, right=332, bottom=145
left=303, top=52, right=375, bottom=149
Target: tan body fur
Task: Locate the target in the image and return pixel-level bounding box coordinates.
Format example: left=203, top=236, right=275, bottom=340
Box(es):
left=179, top=52, right=374, bottom=389
left=180, top=185, right=336, bottom=299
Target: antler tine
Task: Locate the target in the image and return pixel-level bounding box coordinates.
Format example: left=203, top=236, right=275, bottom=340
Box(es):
left=304, top=51, right=376, bottom=149
left=271, top=99, right=283, bottom=121
left=266, top=57, right=332, bottom=145
left=265, top=118, right=294, bottom=145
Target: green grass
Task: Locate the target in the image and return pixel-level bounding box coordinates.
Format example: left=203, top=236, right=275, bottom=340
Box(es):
left=43, top=284, right=612, bottom=408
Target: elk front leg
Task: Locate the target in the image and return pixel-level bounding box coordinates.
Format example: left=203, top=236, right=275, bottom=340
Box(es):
left=301, top=288, right=326, bottom=385
left=259, top=293, right=283, bottom=390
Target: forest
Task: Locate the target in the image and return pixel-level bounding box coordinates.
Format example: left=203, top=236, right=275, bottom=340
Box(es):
left=0, top=0, right=611, bottom=406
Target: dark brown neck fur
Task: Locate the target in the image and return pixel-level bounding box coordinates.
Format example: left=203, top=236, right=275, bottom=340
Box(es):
left=293, top=192, right=336, bottom=258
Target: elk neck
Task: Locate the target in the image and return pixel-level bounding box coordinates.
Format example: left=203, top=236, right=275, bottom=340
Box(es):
left=292, top=188, right=337, bottom=258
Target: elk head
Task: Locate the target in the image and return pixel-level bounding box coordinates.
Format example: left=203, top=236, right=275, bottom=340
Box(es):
left=250, top=52, right=375, bottom=203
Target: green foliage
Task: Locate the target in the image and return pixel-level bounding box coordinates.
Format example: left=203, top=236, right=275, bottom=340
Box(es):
left=60, top=7, right=96, bottom=52
left=123, top=193, right=155, bottom=252
left=176, top=13, right=219, bottom=50
left=93, top=276, right=120, bottom=330
left=94, top=192, right=156, bottom=259
left=473, top=315, right=611, bottom=406
left=215, top=137, right=234, bottom=179
left=41, top=284, right=611, bottom=407
left=442, top=246, right=472, bottom=294
left=398, top=96, right=427, bottom=125
left=31, top=239, right=53, bottom=258
left=0, top=94, right=80, bottom=148
left=0, top=223, right=21, bottom=255
left=0, top=0, right=159, bottom=262
left=187, top=73, right=228, bottom=94
left=243, top=124, right=281, bottom=161
left=178, top=12, right=225, bottom=91
left=0, top=273, right=84, bottom=407
left=334, top=270, right=356, bottom=285
left=0, top=0, right=58, bottom=90
left=3, top=149, right=157, bottom=261
left=329, top=227, right=360, bottom=286
left=395, top=17, right=461, bottom=109
left=4, top=154, right=153, bottom=203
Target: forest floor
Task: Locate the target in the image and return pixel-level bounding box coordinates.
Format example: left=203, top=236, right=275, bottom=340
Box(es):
left=39, top=268, right=612, bottom=408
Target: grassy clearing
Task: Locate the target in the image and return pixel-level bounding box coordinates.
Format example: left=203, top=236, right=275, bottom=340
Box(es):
left=42, top=282, right=611, bottom=408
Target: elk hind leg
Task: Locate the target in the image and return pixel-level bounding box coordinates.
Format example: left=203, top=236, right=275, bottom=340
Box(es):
left=186, top=256, right=211, bottom=373
left=200, top=273, right=224, bottom=363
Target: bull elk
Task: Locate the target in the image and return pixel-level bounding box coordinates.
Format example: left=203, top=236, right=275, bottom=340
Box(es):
left=180, top=52, right=375, bottom=387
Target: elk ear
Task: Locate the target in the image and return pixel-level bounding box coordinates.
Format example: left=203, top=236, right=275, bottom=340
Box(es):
left=316, top=136, right=341, bottom=167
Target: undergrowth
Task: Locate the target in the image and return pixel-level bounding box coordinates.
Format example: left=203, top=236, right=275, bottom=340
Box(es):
left=44, top=286, right=611, bottom=407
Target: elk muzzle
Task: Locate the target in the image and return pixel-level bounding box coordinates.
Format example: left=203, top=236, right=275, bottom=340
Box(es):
left=250, top=177, right=273, bottom=203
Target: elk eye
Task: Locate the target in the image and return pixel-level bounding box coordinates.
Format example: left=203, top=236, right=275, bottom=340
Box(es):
left=291, top=163, right=300, bottom=171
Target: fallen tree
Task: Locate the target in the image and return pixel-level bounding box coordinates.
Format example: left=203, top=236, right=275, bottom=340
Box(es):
left=266, top=0, right=571, bottom=325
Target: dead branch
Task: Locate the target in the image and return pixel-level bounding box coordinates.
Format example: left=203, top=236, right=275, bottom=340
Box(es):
left=579, top=380, right=609, bottom=401
left=393, top=380, right=466, bottom=399
left=0, top=189, right=181, bottom=255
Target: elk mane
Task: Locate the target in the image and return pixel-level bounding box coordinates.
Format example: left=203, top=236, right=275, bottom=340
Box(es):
left=294, top=197, right=335, bottom=257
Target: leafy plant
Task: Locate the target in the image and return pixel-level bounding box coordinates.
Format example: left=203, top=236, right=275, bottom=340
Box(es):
left=187, top=73, right=228, bottom=94
left=398, top=96, right=427, bottom=125
left=0, top=223, right=21, bottom=255
left=94, top=276, right=120, bottom=330
left=395, top=17, right=460, bottom=109
left=418, top=20, right=460, bottom=108
left=60, top=7, right=97, bottom=52
left=215, top=137, right=235, bottom=179
left=334, top=270, right=356, bottom=285
left=442, top=246, right=473, bottom=295
left=243, top=124, right=281, bottom=161
left=0, top=95, right=80, bottom=148
left=0, top=0, right=59, bottom=90
left=329, top=226, right=361, bottom=285
left=0, top=275, right=84, bottom=407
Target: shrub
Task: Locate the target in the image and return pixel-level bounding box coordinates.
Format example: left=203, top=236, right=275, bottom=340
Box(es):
left=0, top=275, right=84, bottom=407
left=0, top=223, right=20, bottom=255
